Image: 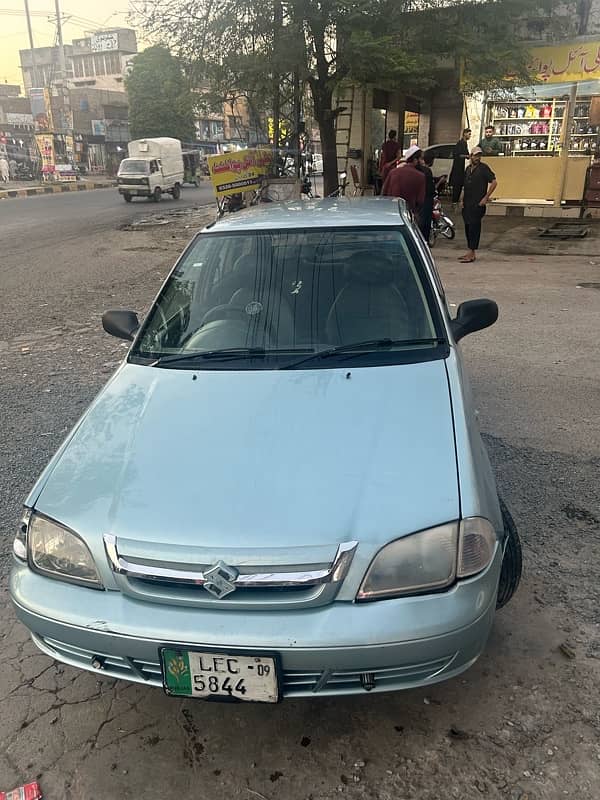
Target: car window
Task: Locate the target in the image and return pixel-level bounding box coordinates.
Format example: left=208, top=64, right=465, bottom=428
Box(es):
left=119, top=159, right=149, bottom=174
left=428, top=145, right=455, bottom=160
left=132, top=227, right=446, bottom=368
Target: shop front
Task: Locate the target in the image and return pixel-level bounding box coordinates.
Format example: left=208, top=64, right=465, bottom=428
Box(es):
left=480, top=41, right=600, bottom=207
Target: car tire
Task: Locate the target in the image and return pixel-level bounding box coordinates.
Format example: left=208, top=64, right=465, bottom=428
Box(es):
left=152, top=187, right=162, bottom=203
left=172, top=183, right=181, bottom=200
left=123, top=193, right=132, bottom=203
left=496, top=498, right=522, bottom=609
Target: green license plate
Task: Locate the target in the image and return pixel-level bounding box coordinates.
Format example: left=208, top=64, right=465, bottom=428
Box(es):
left=161, top=648, right=280, bottom=703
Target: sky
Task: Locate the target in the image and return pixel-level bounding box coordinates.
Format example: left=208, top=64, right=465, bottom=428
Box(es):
left=0, top=0, right=134, bottom=88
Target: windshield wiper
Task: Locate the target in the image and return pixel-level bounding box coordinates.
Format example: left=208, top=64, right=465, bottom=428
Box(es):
left=151, top=347, right=314, bottom=367
left=280, top=338, right=445, bottom=369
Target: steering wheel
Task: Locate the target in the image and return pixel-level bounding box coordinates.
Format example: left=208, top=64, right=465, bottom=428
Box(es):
left=200, top=304, right=257, bottom=328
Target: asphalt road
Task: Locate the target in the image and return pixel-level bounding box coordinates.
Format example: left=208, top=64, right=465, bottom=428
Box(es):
left=0, top=204, right=598, bottom=798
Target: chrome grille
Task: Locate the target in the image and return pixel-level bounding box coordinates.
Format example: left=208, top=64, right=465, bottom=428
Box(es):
left=103, top=534, right=358, bottom=610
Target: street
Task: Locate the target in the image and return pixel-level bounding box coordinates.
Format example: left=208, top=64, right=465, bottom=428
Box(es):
left=1, top=195, right=599, bottom=799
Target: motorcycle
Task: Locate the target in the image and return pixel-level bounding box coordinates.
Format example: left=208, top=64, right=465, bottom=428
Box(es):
left=428, top=194, right=455, bottom=246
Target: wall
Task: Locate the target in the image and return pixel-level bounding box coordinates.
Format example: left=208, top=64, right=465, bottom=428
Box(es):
left=486, top=154, right=588, bottom=204
left=429, top=87, right=463, bottom=144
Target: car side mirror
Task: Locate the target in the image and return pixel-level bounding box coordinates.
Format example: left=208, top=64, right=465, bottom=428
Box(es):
left=102, top=309, right=139, bottom=341
left=451, top=298, right=498, bottom=342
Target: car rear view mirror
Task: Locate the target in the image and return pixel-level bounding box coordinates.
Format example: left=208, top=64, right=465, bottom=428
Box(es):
left=102, top=309, right=140, bottom=341
left=451, top=299, right=498, bottom=342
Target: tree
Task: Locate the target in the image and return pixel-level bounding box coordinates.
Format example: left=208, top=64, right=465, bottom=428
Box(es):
left=134, top=0, right=563, bottom=193
left=126, top=46, right=197, bottom=142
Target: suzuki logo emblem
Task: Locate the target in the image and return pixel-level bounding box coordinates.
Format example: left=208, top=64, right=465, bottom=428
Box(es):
left=203, top=561, right=239, bottom=599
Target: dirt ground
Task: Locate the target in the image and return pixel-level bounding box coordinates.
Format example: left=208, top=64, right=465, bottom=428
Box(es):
left=1, top=203, right=599, bottom=799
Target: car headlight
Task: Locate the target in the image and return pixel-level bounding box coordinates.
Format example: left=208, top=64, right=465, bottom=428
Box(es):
left=27, top=513, right=103, bottom=588
left=357, top=518, right=497, bottom=601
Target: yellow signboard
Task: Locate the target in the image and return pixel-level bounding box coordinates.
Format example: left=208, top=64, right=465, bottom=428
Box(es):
left=530, top=41, right=600, bottom=84
left=207, top=149, right=273, bottom=198
left=35, top=134, right=55, bottom=176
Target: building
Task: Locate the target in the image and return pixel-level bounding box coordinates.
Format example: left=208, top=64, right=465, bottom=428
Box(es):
left=15, top=30, right=136, bottom=178
left=70, top=30, right=137, bottom=92
left=19, top=29, right=137, bottom=93
left=194, top=89, right=267, bottom=153
left=0, top=85, right=38, bottom=178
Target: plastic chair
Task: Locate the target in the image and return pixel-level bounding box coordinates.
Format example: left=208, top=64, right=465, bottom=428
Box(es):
left=350, top=164, right=371, bottom=196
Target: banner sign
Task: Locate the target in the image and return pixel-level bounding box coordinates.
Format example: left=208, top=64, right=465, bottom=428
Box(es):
left=530, top=41, right=600, bottom=83
left=6, top=113, right=34, bottom=126
left=35, top=134, right=55, bottom=174
left=207, top=149, right=273, bottom=198
left=29, top=88, right=53, bottom=132
left=91, top=32, right=119, bottom=52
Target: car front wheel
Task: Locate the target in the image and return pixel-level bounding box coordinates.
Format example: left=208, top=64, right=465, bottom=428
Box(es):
left=496, top=498, right=522, bottom=608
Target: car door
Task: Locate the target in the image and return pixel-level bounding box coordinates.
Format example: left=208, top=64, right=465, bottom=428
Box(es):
left=426, top=145, right=455, bottom=181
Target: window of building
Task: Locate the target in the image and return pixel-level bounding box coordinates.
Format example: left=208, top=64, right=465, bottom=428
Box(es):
left=105, top=52, right=121, bottom=75
left=83, top=55, right=94, bottom=78
left=211, top=119, right=225, bottom=139
left=73, top=58, right=84, bottom=79
left=94, top=55, right=106, bottom=76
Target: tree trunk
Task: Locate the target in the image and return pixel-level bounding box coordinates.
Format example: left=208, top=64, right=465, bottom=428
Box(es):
left=311, top=82, right=338, bottom=196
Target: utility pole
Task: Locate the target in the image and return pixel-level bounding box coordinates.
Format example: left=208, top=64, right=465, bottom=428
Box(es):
left=272, top=0, right=282, bottom=164
left=293, top=70, right=301, bottom=178
left=53, top=0, right=73, bottom=149
left=23, top=0, right=39, bottom=87
left=54, top=0, right=67, bottom=82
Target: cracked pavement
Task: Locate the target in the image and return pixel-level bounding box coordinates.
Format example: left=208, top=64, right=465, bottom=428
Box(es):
left=1, top=196, right=599, bottom=798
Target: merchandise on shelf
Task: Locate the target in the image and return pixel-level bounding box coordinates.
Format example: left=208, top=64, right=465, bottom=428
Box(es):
left=487, top=96, right=596, bottom=156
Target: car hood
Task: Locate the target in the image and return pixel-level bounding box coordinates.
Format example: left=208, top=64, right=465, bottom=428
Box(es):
left=33, top=362, right=459, bottom=555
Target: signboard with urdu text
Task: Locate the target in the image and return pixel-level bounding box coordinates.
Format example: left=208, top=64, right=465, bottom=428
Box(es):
left=91, top=32, right=119, bottom=52
left=530, top=41, right=600, bottom=84
left=207, top=149, right=273, bottom=198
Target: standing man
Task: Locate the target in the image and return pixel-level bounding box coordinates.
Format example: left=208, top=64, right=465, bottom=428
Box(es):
left=382, top=145, right=426, bottom=215
left=377, top=130, right=401, bottom=194
left=479, top=125, right=502, bottom=156
left=459, top=147, right=497, bottom=263
left=449, top=128, right=471, bottom=204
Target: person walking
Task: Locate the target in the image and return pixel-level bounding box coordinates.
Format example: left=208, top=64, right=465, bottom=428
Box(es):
left=376, top=130, right=401, bottom=194
left=459, top=147, right=497, bottom=263
left=0, top=157, right=9, bottom=183
left=416, top=152, right=435, bottom=242
left=382, top=145, right=426, bottom=215
left=449, top=128, right=471, bottom=204
left=478, top=125, right=502, bottom=156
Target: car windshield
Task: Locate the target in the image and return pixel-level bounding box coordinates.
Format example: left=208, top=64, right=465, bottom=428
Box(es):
left=131, top=226, right=446, bottom=369
left=119, top=159, right=149, bottom=175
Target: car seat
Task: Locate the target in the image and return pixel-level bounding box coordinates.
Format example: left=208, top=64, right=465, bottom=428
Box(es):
left=325, top=252, right=412, bottom=345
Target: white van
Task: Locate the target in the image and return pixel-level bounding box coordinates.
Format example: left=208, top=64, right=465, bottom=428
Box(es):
left=117, top=137, right=184, bottom=203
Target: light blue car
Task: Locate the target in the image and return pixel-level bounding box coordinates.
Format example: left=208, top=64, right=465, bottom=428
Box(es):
left=10, top=198, right=521, bottom=702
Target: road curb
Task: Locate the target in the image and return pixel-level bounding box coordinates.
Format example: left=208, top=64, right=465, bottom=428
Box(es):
left=0, top=181, right=116, bottom=201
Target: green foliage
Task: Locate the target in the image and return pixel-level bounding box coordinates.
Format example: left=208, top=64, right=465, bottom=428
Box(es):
left=133, top=0, right=566, bottom=190
left=126, top=46, right=197, bottom=142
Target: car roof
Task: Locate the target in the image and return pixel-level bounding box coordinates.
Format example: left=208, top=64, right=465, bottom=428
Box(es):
left=204, top=197, right=411, bottom=232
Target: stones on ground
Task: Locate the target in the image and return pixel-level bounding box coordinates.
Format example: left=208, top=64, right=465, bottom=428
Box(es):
left=559, top=642, right=576, bottom=659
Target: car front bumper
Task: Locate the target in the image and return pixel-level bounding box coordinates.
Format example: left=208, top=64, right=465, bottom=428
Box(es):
left=10, top=548, right=502, bottom=699
left=118, top=186, right=151, bottom=196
